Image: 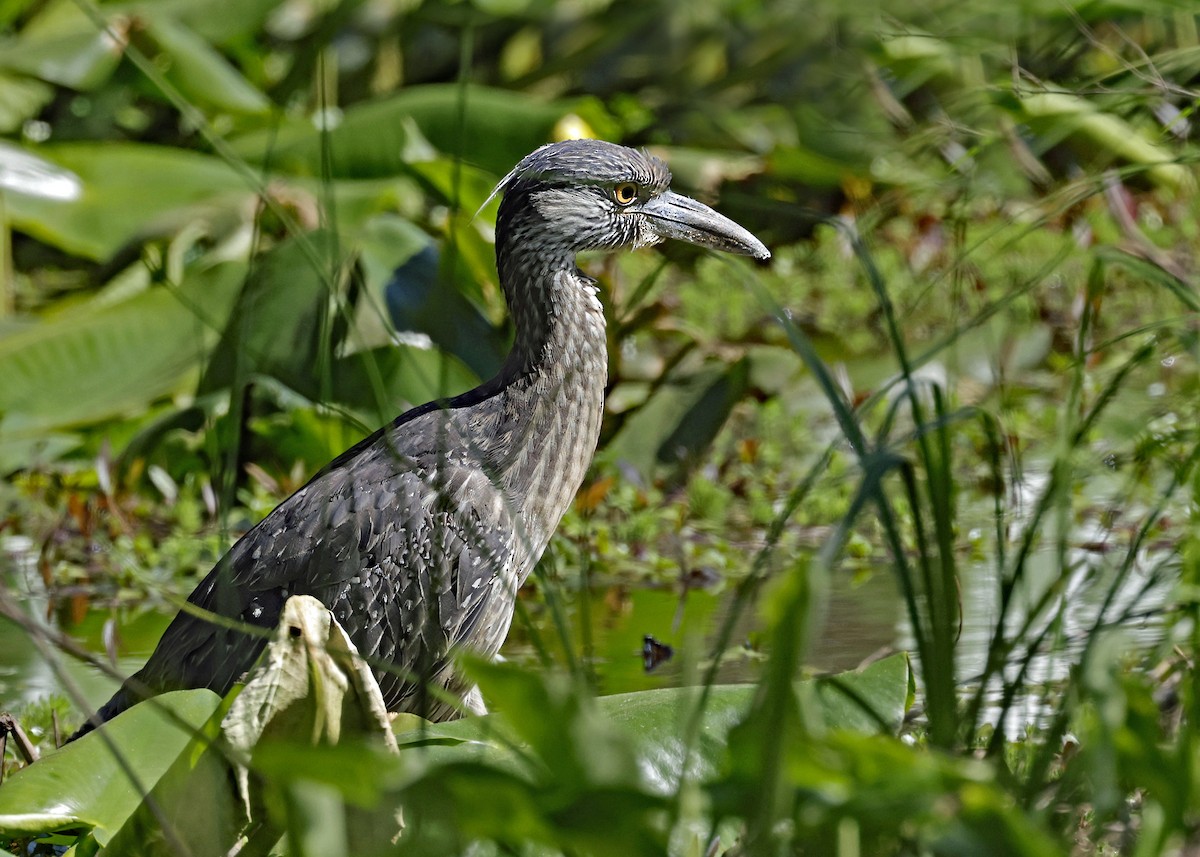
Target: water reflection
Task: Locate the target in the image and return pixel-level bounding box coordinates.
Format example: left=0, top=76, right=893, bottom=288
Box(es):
left=1, top=526, right=1171, bottom=736
left=900, top=539, right=1172, bottom=733
left=2, top=530, right=899, bottom=715
left=0, top=536, right=171, bottom=713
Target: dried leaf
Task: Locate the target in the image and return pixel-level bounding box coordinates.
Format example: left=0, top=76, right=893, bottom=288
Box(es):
left=221, top=595, right=397, bottom=820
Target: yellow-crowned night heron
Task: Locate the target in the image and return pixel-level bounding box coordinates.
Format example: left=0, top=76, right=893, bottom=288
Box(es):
left=72, top=140, right=768, bottom=737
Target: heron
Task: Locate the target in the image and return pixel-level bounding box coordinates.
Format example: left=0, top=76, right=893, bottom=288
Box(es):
left=71, top=139, right=769, bottom=738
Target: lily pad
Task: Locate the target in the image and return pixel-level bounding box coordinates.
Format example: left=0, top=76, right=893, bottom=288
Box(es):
left=0, top=690, right=221, bottom=842
left=394, top=653, right=911, bottom=795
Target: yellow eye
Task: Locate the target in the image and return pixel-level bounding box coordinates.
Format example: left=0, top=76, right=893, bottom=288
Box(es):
left=613, top=182, right=639, bottom=205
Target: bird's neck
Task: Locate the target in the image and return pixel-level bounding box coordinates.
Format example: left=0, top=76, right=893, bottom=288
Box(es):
left=479, top=238, right=608, bottom=569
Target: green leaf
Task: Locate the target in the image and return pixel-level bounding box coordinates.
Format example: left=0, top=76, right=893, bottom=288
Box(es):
left=463, top=658, right=643, bottom=791
left=0, top=430, right=81, bottom=473
left=607, top=357, right=752, bottom=482
left=471, top=0, right=536, bottom=15
left=0, top=690, right=221, bottom=842
left=770, top=144, right=863, bottom=187
left=812, top=652, right=913, bottom=733
left=5, top=142, right=250, bottom=259
left=0, top=71, right=53, bottom=132
left=229, top=84, right=576, bottom=179
left=244, top=742, right=409, bottom=857
left=198, top=229, right=343, bottom=397
left=396, top=654, right=911, bottom=796
left=250, top=741, right=401, bottom=808
left=349, top=214, right=431, bottom=351
left=0, top=0, right=123, bottom=89
left=367, top=236, right=506, bottom=381
left=330, top=345, right=480, bottom=427
left=95, top=700, right=241, bottom=856
left=197, top=226, right=480, bottom=420
left=1018, top=89, right=1192, bottom=190
left=352, top=212, right=507, bottom=379
left=139, top=15, right=271, bottom=115
left=0, top=263, right=245, bottom=451
left=153, top=0, right=280, bottom=45
left=387, top=658, right=909, bottom=856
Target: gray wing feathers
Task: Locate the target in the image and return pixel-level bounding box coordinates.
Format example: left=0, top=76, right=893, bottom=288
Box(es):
left=119, top=422, right=519, bottom=718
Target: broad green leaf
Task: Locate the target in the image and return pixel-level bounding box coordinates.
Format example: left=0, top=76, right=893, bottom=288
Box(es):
left=0, top=72, right=53, bottom=133
left=405, top=155, right=506, bottom=212
left=140, top=15, right=271, bottom=115
left=114, top=400, right=210, bottom=472
left=351, top=210, right=508, bottom=378
left=370, top=238, right=507, bottom=381
left=606, top=357, right=752, bottom=482
left=396, top=654, right=911, bottom=796
left=95, top=699, right=240, bottom=856
left=0, top=263, right=245, bottom=438
left=770, top=144, right=862, bottom=187
left=811, top=652, right=913, bottom=733
left=197, top=226, right=480, bottom=420
left=386, top=658, right=908, bottom=856
left=249, top=741, right=402, bottom=808
left=246, top=743, right=408, bottom=857
left=4, top=142, right=250, bottom=259
left=464, top=659, right=642, bottom=790
left=385, top=757, right=667, bottom=857
left=390, top=761, right=629, bottom=855
left=198, top=229, right=344, bottom=398
left=0, top=689, right=221, bottom=841
left=0, top=430, right=81, bottom=474
left=0, top=0, right=123, bottom=90
left=151, top=0, right=280, bottom=45
left=331, top=345, right=480, bottom=425
left=471, top=0, right=536, bottom=14
left=876, top=30, right=958, bottom=92
left=229, top=85, right=576, bottom=179
left=350, top=214, right=431, bottom=351
left=276, top=781, right=351, bottom=857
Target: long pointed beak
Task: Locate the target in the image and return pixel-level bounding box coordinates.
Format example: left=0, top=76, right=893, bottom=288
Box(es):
left=641, top=190, right=770, bottom=260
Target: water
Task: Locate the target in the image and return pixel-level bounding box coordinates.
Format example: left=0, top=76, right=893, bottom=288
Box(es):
left=0, top=523, right=1172, bottom=732
left=504, top=563, right=899, bottom=694
left=0, top=531, right=898, bottom=714
left=0, top=536, right=168, bottom=714
left=949, top=536, right=1174, bottom=731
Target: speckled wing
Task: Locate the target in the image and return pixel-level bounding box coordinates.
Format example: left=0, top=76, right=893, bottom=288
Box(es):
left=97, top=419, right=520, bottom=724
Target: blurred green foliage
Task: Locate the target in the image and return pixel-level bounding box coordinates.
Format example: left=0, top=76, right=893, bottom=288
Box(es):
left=1, top=0, right=1200, bottom=854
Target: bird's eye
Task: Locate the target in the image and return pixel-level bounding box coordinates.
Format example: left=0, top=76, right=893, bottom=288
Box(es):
left=613, top=182, right=639, bottom=206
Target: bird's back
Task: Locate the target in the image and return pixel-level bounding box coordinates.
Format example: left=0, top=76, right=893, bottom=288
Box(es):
left=78, top=403, right=521, bottom=734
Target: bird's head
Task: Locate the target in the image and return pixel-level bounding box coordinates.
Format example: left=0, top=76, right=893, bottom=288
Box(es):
left=495, top=139, right=769, bottom=261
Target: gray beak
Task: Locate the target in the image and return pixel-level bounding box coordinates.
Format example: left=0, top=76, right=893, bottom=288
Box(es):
left=642, top=190, right=770, bottom=260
